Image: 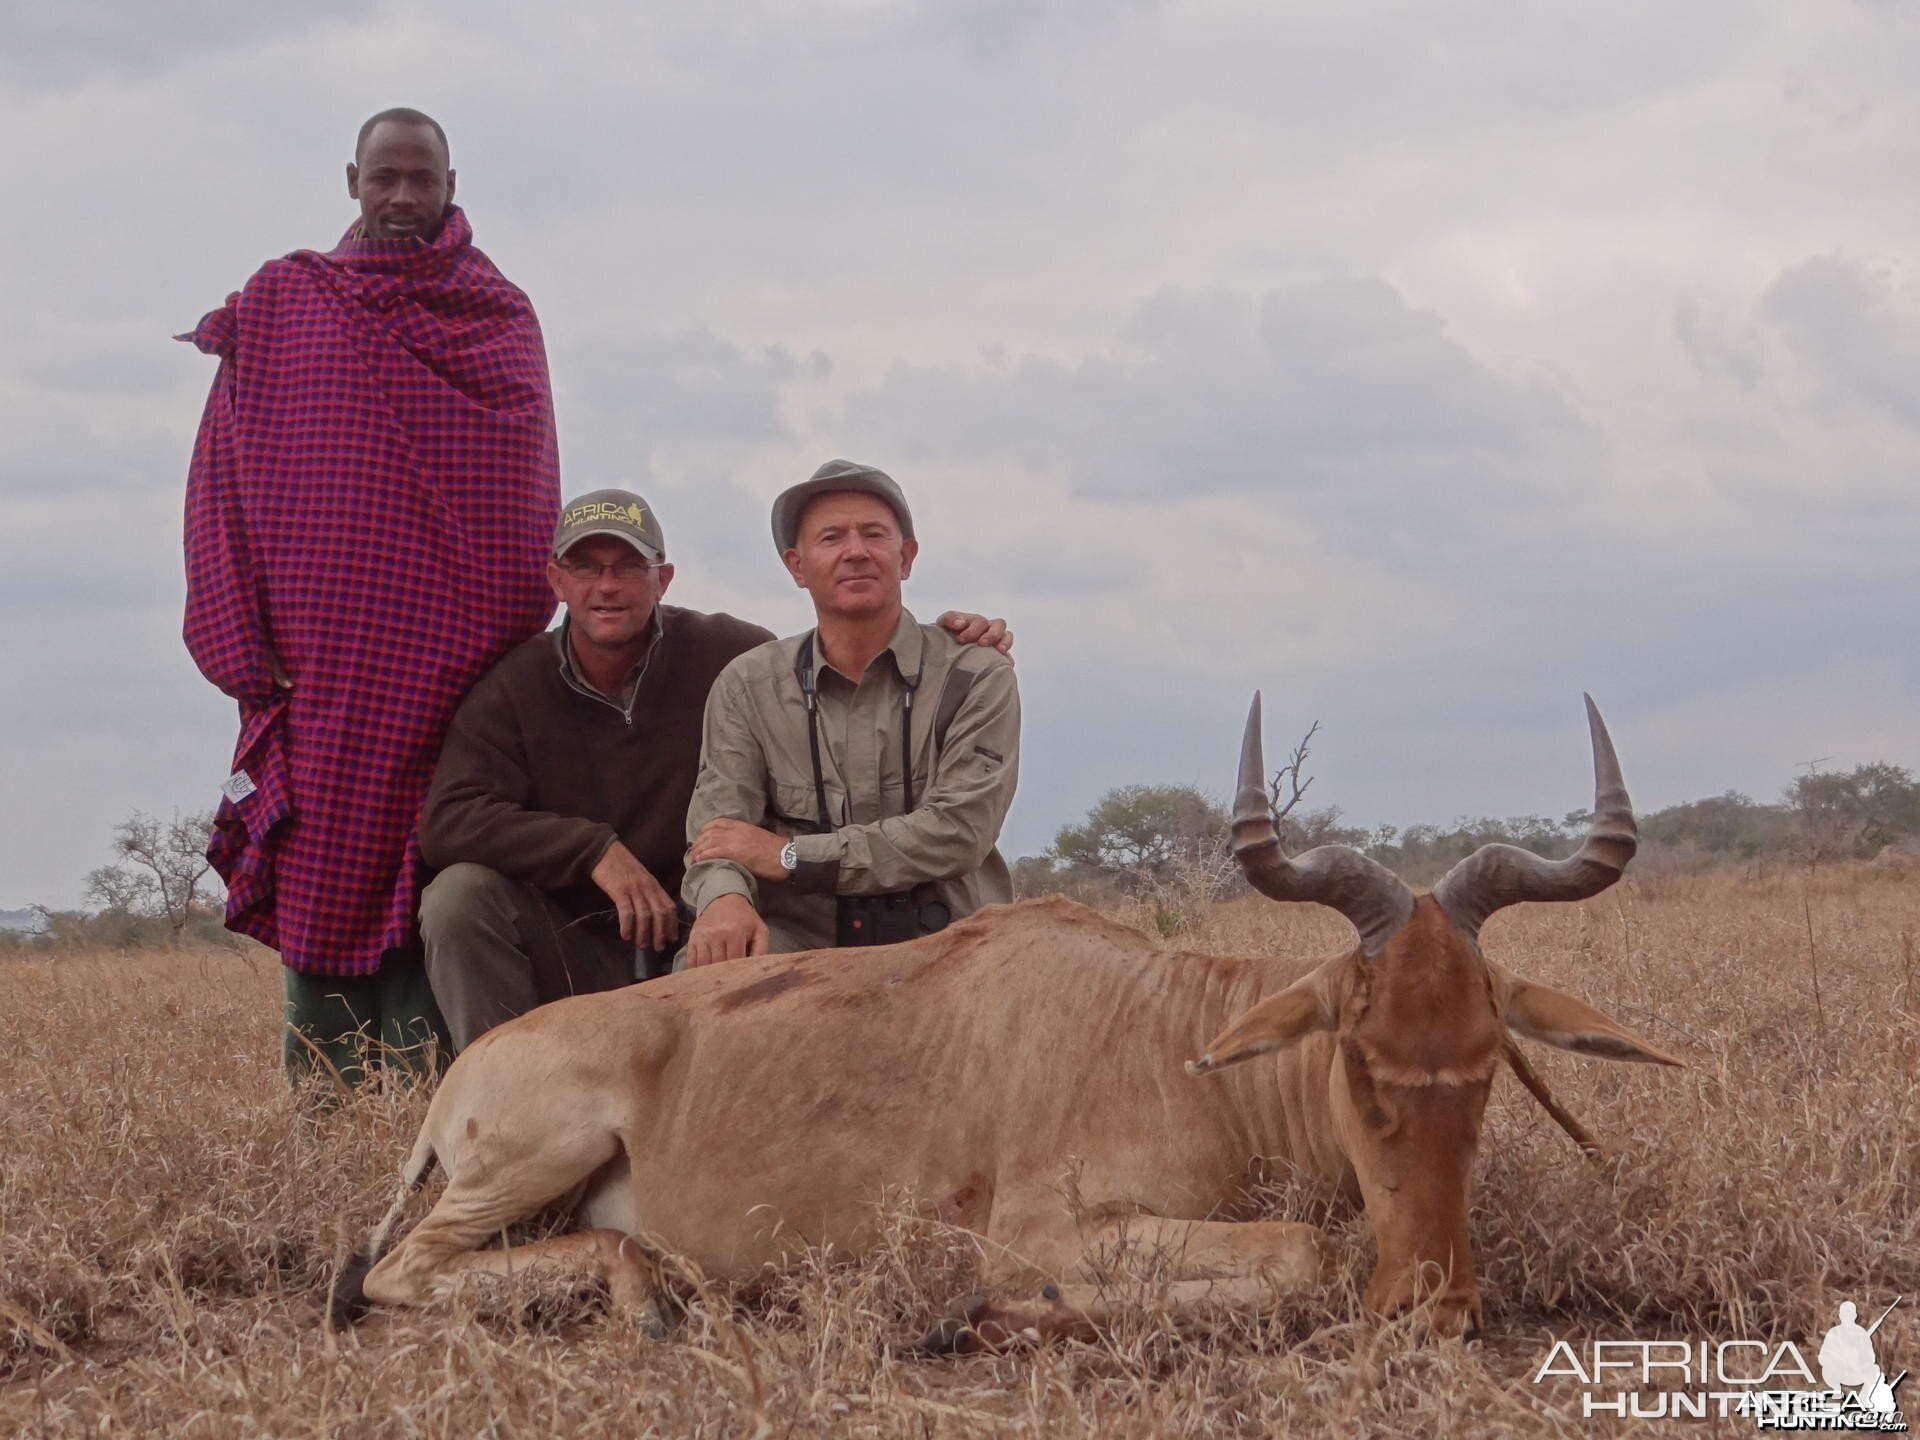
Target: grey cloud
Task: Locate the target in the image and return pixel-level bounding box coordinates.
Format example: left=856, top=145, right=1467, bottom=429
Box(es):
left=3, top=0, right=1917, bottom=907
left=1763, top=255, right=1920, bottom=431
left=0, top=2, right=375, bottom=85
left=27, top=315, right=191, bottom=397
left=898, top=0, right=1163, bottom=65
left=550, top=326, right=829, bottom=557
left=1002, top=538, right=1920, bottom=864
left=555, top=327, right=825, bottom=459
left=0, top=314, right=205, bottom=499
left=0, top=623, right=208, bottom=747
left=1674, top=302, right=1766, bottom=391
left=845, top=281, right=1596, bottom=546
left=0, top=395, right=194, bottom=501
left=436, top=1, right=1756, bottom=304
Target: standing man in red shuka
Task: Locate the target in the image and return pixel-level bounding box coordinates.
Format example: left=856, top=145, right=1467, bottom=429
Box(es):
left=179, top=109, right=560, bottom=1087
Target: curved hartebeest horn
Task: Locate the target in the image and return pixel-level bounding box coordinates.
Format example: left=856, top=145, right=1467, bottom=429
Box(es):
left=1234, top=693, right=1413, bottom=957
left=1432, top=694, right=1637, bottom=942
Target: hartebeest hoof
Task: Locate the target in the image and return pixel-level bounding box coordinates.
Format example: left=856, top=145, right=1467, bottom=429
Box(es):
left=631, top=1295, right=673, bottom=1341
left=328, top=1250, right=375, bottom=1331
left=905, top=1293, right=996, bottom=1356
left=906, top=1288, right=1100, bottom=1356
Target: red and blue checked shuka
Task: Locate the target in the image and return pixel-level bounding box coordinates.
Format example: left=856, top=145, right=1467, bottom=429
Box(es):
left=181, top=207, right=559, bottom=978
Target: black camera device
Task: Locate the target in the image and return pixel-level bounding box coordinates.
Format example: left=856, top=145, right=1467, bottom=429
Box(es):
left=836, top=886, right=952, bottom=948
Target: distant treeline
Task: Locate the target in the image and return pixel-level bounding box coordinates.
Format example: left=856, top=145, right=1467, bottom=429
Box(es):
left=9, top=761, right=1917, bottom=955
left=1016, top=759, right=1920, bottom=908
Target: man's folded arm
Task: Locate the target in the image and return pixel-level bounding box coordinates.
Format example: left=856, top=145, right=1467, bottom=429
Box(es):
left=788, top=661, right=1019, bottom=897
left=419, top=686, right=617, bottom=886
left=681, top=667, right=774, bottom=915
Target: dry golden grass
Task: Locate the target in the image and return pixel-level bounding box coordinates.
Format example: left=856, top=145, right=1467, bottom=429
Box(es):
left=3, top=866, right=1916, bottom=1438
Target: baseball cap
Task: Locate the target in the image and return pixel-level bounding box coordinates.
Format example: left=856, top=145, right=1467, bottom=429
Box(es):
left=552, top=489, right=666, bottom=563
left=770, top=460, right=914, bottom=553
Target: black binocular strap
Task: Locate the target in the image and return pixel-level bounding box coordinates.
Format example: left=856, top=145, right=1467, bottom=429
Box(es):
left=795, top=631, right=949, bottom=832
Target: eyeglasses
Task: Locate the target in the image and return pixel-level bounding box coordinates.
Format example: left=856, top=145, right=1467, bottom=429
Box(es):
left=557, top=557, right=660, bottom=582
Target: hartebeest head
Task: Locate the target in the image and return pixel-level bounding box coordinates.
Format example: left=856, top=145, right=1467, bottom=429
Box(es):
left=1188, top=694, right=1680, bottom=1337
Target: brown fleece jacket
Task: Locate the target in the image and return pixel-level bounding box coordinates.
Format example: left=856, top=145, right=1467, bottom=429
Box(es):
left=419, top=606, right=772, bottom=920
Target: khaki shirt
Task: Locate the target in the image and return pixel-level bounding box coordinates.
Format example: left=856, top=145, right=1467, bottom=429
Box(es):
left=682, top=609, right=1019, bottom=952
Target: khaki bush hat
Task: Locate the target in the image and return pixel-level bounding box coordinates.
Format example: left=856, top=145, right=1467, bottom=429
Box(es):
left=552, top=489, right=666, bottom=562
left=771, top=460, right=914, bottom=552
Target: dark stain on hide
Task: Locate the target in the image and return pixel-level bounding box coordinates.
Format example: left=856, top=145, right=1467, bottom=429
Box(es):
left=934, top=1175, right=993, bottom=1228
left=465, top=1117, right=478, bottom=1140
left=716, top=966, right=809, bottom=1012
left=1343, top=1037, right=1391, bottom=1134
left=804, top=1092, right=845, bottom=1127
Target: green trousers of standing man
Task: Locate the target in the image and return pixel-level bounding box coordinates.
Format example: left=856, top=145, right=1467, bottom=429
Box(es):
left=282, top=946, right=448, bottom=1092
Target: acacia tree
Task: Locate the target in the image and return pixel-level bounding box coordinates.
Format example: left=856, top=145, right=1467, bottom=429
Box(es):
left=1034, top=783, right=1238, bottom=934
left=1787, top=762, right=1920, bottom=863
left=82, top=809, right=221, bottom=936
left=1048, top=784, right=1231, bottom=888
left=1781, top=760, right=1920, bottom=864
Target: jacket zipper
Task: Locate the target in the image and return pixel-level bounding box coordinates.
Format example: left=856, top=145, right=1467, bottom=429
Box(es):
left=558, top=621, right=662, bottom=727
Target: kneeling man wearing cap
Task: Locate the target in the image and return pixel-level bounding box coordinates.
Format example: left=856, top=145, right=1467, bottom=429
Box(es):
left=682, top=461, right=1020, bottom=964
left=417, top=486, right=1010, bottom=1049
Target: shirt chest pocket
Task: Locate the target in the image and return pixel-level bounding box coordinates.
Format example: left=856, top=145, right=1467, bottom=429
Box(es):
left=770, top=777, right=847, bottom=833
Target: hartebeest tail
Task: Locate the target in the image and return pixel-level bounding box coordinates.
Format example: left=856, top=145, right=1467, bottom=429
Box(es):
left=329, top=1132, right=438, bottom=1330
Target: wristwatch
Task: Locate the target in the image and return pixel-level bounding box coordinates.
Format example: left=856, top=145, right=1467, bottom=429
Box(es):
left=779, top=840, right=799, bottom=873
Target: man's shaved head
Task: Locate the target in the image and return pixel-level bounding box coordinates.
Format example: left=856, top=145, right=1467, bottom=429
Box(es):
left=355, top=107, right=449, bottom=164
left=348, top=108, right=456, bottom=241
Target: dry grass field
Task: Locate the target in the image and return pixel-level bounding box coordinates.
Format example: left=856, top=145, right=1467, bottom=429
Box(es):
left=3, top=865, right=1916, bottom=1438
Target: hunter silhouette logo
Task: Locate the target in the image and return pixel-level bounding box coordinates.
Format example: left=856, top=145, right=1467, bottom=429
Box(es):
left=1533, top=1294, right=1908, bottom=1428
left=1819, top=1299, right=1907, bottom=1419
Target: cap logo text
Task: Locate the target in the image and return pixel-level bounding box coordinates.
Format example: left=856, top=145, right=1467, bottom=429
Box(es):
left=564, top=501, right=647, bottom=528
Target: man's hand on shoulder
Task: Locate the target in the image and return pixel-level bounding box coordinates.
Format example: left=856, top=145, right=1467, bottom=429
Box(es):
left=685, top=894, right=769, bottom=968
left=936, top=611, right=1013, bottom=661
left=589, top=840, right=680, bottom=951
left=689, top=818, right=791, bottom=881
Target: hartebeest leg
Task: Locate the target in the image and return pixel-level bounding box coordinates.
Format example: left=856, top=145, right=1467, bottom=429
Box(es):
left=917, top=1214, right=1330, bottom=1353
left=389, top=1227, right=662, bottom=1317
left=921, top=1276, right=1295, bottom=1351
left=360, top=1196, right=667, bottom=1332
left=1088, top=1216, right=1333, bottom=1287
left=356, top=1117, right=665, bottom=1329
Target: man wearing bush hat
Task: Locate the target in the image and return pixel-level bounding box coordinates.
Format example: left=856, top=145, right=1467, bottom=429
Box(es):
left=416, top=482, right=1012, bottom=1048
left=681, top=460, right=1021, bottom=964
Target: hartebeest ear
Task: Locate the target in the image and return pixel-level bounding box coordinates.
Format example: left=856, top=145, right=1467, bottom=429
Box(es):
left=1187, top=966, right=1337, bottom=1076
left=1498, top=973, right=1683, bottom=1067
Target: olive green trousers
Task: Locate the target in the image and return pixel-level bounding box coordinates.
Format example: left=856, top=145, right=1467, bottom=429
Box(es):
left=282, top=946, right=449, bottom=1090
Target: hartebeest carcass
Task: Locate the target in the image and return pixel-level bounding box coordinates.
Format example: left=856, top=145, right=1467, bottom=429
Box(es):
left=336, top=695, right=1679, bottom=1343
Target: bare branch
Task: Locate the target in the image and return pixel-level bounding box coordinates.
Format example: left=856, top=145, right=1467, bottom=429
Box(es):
left=1267, top=720, right=1319, bottom=824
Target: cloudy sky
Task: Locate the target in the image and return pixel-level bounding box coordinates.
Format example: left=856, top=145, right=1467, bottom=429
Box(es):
left=4, top=1, right=1918, bottom=910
